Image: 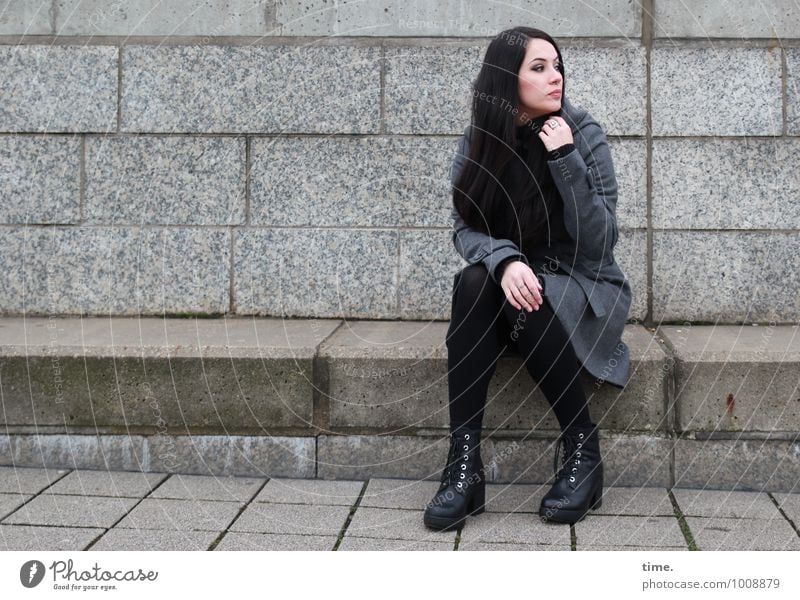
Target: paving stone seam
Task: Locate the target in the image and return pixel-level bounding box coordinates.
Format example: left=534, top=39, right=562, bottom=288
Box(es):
left=666, top=488, right=697, bottom=550
left=0, top=467, right=73, bottom=524
left=767, top=491, right=800, bottom=538
left=208, top=476, right=273, bottom=551
left=332, top=480, right=369, bottom=551
left=82, top=470, right=189, bottom=550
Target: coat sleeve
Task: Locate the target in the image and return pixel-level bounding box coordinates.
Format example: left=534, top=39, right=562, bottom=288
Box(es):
left=449, top=127, right=530, bottom=285
left=546, top=118, right=619, bottom=262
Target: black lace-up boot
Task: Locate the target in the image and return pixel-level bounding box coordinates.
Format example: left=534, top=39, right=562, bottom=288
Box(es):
left=538, top=422, right=603, bottom=524
left=423, top=427, right=486, bottom=531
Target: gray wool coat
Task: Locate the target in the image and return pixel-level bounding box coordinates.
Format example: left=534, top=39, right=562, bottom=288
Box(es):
left=448, top=96, right=633, bottom=388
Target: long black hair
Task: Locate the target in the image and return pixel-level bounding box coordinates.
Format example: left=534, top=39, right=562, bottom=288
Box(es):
left=453, top=27, right=566, bottom=249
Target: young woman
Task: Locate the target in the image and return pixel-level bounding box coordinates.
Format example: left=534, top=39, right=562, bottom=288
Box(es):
left=423, top=27, right=632, bottom=531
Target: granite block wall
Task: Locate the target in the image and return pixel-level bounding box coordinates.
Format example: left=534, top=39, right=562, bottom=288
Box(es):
left=1, top=1, right=797, bottom=323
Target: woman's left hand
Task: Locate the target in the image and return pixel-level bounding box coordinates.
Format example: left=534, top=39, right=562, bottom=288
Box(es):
left=538, top=115, right=573, bottom=152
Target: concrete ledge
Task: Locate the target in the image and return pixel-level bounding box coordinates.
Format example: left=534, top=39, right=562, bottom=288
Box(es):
left=2, top=317, right=799, bottom=490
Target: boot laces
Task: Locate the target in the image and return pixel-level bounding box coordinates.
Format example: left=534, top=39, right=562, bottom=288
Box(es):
left=553, top=431, right=585, bottom=483
left=441, top=431, right=478, bottom=492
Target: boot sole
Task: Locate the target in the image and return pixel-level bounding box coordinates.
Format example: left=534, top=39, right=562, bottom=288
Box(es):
left=539, top=493, right=602, bottom=524
left=423, top=495, right=486, bottom=531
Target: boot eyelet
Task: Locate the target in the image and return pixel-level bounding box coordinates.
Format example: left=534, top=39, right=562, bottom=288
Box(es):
left=576, top=452, right=581, bottom=457
left=572, top=468, right=577, bottom=472
left=457, top=482, right=463, bottom=488
left=464, top=455, right=469, bottom=460
left=460, top=473, right=465, bottom=479
left=464, top=434, right=470, bottom=440
left=569, top=476, right=575, bottom=482
left=461, top=464, right=466, bottom=470
left=463, top=445, right=468, bottom=451
left=578, top=433, right=584, bottom=438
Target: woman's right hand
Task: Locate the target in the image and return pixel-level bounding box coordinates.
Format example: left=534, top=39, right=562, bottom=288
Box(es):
left=500, top=261, right=543, bottom=312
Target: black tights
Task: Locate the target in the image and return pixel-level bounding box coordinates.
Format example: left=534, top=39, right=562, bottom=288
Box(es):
left=445, top=263, right=594, bottom=434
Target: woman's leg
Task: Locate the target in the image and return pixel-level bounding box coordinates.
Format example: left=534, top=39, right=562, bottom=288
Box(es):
left=499, top=285, right=594, bottom=431
left=445, top=263, right=507, bottom=434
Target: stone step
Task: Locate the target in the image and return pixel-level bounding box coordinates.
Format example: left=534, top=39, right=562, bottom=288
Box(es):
left=1, top=317, right=798, bottom=491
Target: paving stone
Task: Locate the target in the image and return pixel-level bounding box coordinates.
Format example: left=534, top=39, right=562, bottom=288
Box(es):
left=339, top=537, right=453, bottom=551
left=253, top=478, right=363, bottom=506
left=592, top=487, right=674, bottom=516
left=229, top=502, right=351, bottom=536
left=456, top=512, right=570, bottom=547
left=0, top=493, right=32, bottom=519
left=215, top=532, right=337, bottom=551
left=150, top=474, right=265, bottom=502
left=115, top=498, right=242, bottom=532
left=346, top=507, right=456, bottom=543
left=577, top=545, right=687, bottom=551
left=685, top=516, right=800, bottom=551
left=0, top=524, right=103, bottom=551
left=671, top=488, right=781, bottom=519
left=574, top=515, right=687, bottom=548
left=360, top=478, right=441, bottom=510
left=89, top=528, right=219, bottom=551
left=484, top=483, right=548, bottom=513
left=48, top=469, right=168, bottom=498
left=0, top=466, right=70, bottom=494
left=459, top=541, right=570, bottom=551
left=2, top=494, right=138, bottom=528
left=771, top=493, right=800, bottom=525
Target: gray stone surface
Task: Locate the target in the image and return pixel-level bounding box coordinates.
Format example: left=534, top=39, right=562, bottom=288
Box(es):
left=0, top=45, right=117, bottom=132
left=146, top=435, right=316, bottom=478
left=653, top=139, right=800, bottom=229
left=0, top=493, right=32, bottom=519
left=659, top=325, right=800, bottom=432
left=361, top=478, right=442, bottom=511
left=0, top=135, right=81, bottom=224
left=457, top=512, right=570, bottom=546
left=6, top=435, right=145, bottom=472
left=613, top=139, right=648, bottom=228
left=229, top=502, right=351, bottom=536
left=588, top=486, right=674, bottom=517
left=651, top=47, right=781, bottom=136
left=0, top=465, right=70, bottom=494
left=339, top=536, right=453, bottom=550
left=787, top=49, right=800, bottom=135
left=560, top=46, right=647, bottom=137
left=615, top=228, right=647, bottom=321
left=253, top=477, right=363, bottom=506
left=400, top=229, right=462, bottom=318
left=462, top=541, right=569, bottom=550
left=0, top=524, right=103, bottom=551
left=345, top=506, right=457, bottom=542
left=47, top=469, right=168, bottom=497
left=686, top=516, right=800, bottom=550
left=384, top=45, right=480, bottom=134
left=115, top=498, right=242, bottom=531
left=250, top=135, right=451, bottom=227
left=215, top=532, right=337, bottom=551
left=655, top=1, right=800, bottom=38
left=89, top=528, right=219, bottom=551
left=55, top=0, right=271, bottom=36
left=674, top=438, right=800, bottom=493
left=121, top=45, right=381, bottom=133
left=574, top=515, right=687, bottom=547
left=85, top=136, right=246, bottom=225
left=0, top=0, right=51, bottom=34
left=2, top=494, right=138, bottom=528
left=317, top=434, right=451, bottom=481
left=234, top=228, right=398, bottom=317
left=320, top=322, right=667, bottom=431
left=274, top=0, right=639, bottom=37
left=150, top=474, right=266, bottom=502
left=0, top=226, right=230, bottom=315
left=652, top=231, right=800, bottom=322
left=671, top=488, right=780, bottom=519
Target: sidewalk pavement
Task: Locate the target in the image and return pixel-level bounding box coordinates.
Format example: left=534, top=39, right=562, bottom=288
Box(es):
left=1, top=466, right=799, bottom=551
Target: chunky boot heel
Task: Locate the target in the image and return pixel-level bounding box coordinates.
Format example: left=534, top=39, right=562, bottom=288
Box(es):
left=424, top=427, right=486, bottom=531
left=539, top=423, right=604, bottom=524
left=467, top=480, right=486, bottom=515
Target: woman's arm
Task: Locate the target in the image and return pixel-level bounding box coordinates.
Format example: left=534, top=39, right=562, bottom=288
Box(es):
left=546, top=118, right=619, bottom=262
left=449, top=127, right=530, bottom=284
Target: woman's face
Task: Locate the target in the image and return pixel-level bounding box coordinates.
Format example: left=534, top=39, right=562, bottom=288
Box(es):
left=516, top=38, right=563, bottom=122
